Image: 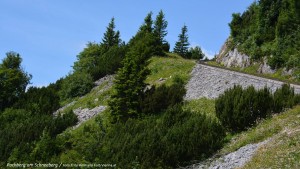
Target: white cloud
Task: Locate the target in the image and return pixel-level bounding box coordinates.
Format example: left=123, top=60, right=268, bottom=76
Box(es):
left=190, top=42, right=216, bottom=59
left=202, top=48, right=216, bottom=59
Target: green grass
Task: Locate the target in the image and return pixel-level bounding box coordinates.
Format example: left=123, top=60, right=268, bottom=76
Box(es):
left=56, top=55, right=300, bottom=167
left=146, top=56, right=196, bottom=86
left=183, top=98, right=216, bottom=118
left=241, top=106, right=300, bottom=168
left=216, top=106, right=300, bottom=168
left=59, top=55, right=195, bottom=114
left=58, top=81, right=112, bottom=114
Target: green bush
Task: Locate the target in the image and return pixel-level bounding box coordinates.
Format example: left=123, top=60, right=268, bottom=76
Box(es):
left=273, top=84, right=300, bottom=113
left=100, top=105, right=225, bottom=168
left=140, top=77, right=186, bottom=115
left=216, top=84, right=300, bottom=133
left=215, top=85, right=273, bottom=133
left=60, top=72, right=94, bottom=99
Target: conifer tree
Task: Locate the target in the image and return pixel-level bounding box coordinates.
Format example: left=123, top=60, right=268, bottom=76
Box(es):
left=109, top=14, right=156, bottom=123
left=102, top=17, right=121, bottom=48
left=142, top=12, right=153, bottom=33
left=173, top=25, right=190, bottom=58
left=154, top=10, right=168, bottom=45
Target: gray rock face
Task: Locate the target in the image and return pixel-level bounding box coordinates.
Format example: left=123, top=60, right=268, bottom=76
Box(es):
left=217, top=48, right=251, bottom=68
left=53, top=101, right=76, bottom=117
left=257, top=57, right=275, bottom=74
left=73, top=106, right=107, bottom=128
left=53, top=75, right=114, bottom=128
left=185, top=64, right=300, bottom=100
left=94, top=74, right=115, bottom=87
left=186, top=140, right=269, bottom=169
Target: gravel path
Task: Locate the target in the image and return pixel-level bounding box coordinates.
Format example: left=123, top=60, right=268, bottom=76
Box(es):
left=185, top=139, right=269, bottom=169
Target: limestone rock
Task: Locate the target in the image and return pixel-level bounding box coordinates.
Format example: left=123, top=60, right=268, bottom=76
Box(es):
left=73, top=106, right=107, bottom=128
left=217, top=48, right=250, bottom=68
left=216, top=39, right=250, bottom=68
left=257, top=57, right=275, bottom=74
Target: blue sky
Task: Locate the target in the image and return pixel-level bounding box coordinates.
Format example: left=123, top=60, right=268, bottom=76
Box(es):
left=0, top=0, right=254, bottom=86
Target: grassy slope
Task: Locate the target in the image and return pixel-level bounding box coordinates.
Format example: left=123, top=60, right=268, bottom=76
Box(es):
left=214, top=106, right=300, bottom=168
left=59, top=55, right=300, bottom=167
left=241, top=106, right=300, bottom=168
left=57, top=55, right=198, bottom=161
left=146, top=55, right=196, bottom=86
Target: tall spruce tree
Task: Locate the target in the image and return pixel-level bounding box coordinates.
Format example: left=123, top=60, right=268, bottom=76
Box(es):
left=73, top=18, right=124, bottom=80
left=154, top=10, right=168, bottom=45
left=109, top=13, right=157, bottom=123
left=102, top=17, right=121, bottom=48
left=173, top=25, right=190, bottom=58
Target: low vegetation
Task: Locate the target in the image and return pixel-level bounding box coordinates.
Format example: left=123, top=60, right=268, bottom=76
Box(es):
left=219, top=105, right=300, bottom=169
left=216, top=84, right=300, bottom=133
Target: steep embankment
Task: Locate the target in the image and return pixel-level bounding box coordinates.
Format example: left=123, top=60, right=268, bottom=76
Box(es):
left=54, top=75, right=115, bottom=127
left=185, top=63, right=300, bottom=100
left=185, top=105, right=300, bottom=169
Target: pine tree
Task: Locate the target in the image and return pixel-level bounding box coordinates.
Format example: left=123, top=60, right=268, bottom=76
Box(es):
left=102, top=17, right=121, bottom=48
left=109, top=14, right=157, bottom=123
left=154, top=10, right=168, bottom=45
left=173, top=25, right=190, bottom=58
left=142, top=12, right=153, bottom=33
left=189, top=46, right=205, bottom=60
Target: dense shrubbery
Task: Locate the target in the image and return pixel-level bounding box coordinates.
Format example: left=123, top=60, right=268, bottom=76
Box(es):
left=273, top=84, right=300, bottom=113
left=58, top=104, right=225, bottom=169
left=100, top=105, right=225, bottom=168
left=0, top=52, right=31, bottom=111
left=60, top=72, right=94, bottom=99
left=0, top=84, right=78, bottom=164
left=229, top=0, right=300, bottom=69
left=140, top=76, right=186, bottom=115
left=216, top=84, right=300, bottom=133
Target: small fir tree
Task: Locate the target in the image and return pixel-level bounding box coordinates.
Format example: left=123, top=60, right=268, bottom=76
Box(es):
left=173, top=25, right=190, bottom=58
left=102, top=17, right=121, bottom=48
left=154, top=10, right=168, bottom=45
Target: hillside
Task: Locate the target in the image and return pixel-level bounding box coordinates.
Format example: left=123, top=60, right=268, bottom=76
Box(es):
left=187, top=105, right=300, bottom=169
left=1, top=53, right=300, bottom=168
left=216, top=0, right=300, bottom=81
left=53, top=57, right=300, bottom=168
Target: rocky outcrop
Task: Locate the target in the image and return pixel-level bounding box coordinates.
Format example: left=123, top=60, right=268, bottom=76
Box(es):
left=185, top=140, right=269, bottom=169
left=216, top=39, right=250, bottom=68
left=257, top=57, right=275, bottom=74
left=217, top=48, right=251, bottom=68
left=73, top=106, right=107, bottom=128
left=53, top=101, right=76, bottom=117
left=53, top=75, right=114, bottom=128
left=185, top=64, right=300, bottom=100
left=94, top=74, right=115, bottom=87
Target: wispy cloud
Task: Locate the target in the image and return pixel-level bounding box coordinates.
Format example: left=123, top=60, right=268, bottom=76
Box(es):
left=190, top=42, right=216, bottom=59
left=202, top=48, right=216, bottom=59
